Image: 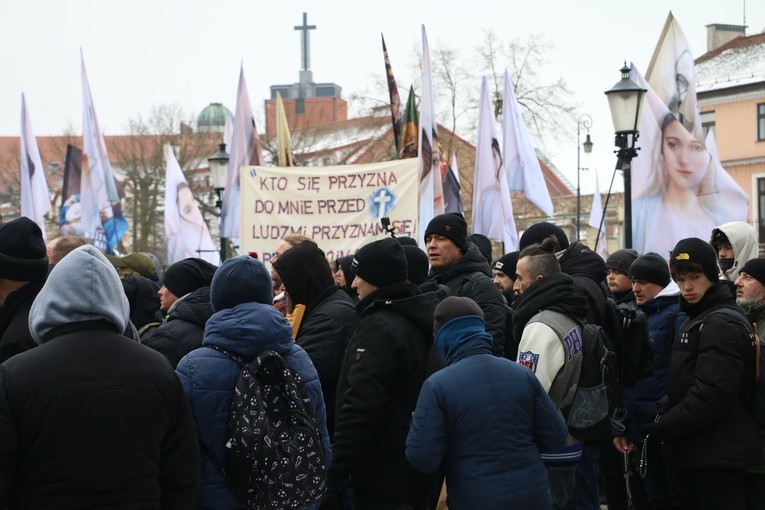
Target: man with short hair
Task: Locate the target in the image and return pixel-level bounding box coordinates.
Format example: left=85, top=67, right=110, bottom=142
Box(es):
left=143, top=257, right=217, bottom=367
left=511, top=238, right=589, bottom=509
left=643, top=238, right=760, bottom=509
left=45, top=235, right=86, bottom=266
left=425, top=212, right=507, bottom=356
left=0, top=218, right=49, bottom=363
left=324, top=237, right=440, bottom=509
left=710, top=221, right=758, bottom=282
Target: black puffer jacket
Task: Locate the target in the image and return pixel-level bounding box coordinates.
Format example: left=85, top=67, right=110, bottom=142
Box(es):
left=428, top=243, right=507, bottom=356
left=0, top=281, right=44, bottom=364
left=654, top=283, right=761, bottom=470
left=143, top=286, right=213, bottom=368
left=329, top=282, right=440, bottom=501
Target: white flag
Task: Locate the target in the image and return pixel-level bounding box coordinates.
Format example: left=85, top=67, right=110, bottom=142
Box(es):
left=588, top=169, right=608, bottom=260
left=417, top=26, right=445, bottom=248
left=164, top=144, right=220, bottom=266
left=503, top=70, right=554, bottom=217
left=473, top=77, right=518, bottom=252
left=20, top=93, right=51, bottom=239
left=222, top=64, right=264, bottom=241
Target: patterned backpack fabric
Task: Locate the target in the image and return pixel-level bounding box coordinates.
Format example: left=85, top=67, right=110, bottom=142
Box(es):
left=212, top=347, right=327, bottom=509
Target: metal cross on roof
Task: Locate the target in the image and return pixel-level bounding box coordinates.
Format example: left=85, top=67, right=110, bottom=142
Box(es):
left=294, top=12, right=316, bottom=71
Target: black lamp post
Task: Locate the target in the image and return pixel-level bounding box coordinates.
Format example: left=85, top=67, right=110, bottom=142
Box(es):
left=576, top=114, right=593, bottom=241
left=605, top=63, right=646, bottom=249
left=207, top=142, right=230, bottom=262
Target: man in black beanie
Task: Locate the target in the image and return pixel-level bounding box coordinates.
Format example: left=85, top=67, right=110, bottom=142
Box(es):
left=605, top=249, right=639, bottom=305
left=642, top=237, right=760, bottom=509
left=0, top=217, right=49, bottom=363
left=143, top=257, right=217, bottom=367
left=325, top=237, right=441, bottom=509
left=493, top=251, right=519, bottom=303
left=424, top=212, right=508, bottom=357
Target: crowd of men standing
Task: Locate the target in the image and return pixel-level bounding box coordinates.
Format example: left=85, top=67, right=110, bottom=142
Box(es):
left=0, top=212, right=763, bottom=510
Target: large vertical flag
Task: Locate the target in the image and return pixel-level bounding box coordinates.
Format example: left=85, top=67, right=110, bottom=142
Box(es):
left=275, top=92, right=296, bottom=167
left=382, top=33, right=404, bottom=154
left=588, top=169, right=608, bottom=260
left=59, top=144, right=84, bottom=237
left=473, top=77, right=518, bottom=252
left=399, top=86, right=418, bottom=159
left=502, top=70, right=554, bottom=217
left=628, top=13, right=748, bottom=254
left=443, top=150, right=463, bottom=213
left=417, top=26, right=445, bottom=246
left=222, top=64, right=264, bottom=240
left=80, top=53, right=128, bottom=253
left=164, top=144, right=219, bottom=266
left=19, top=94, right=51, bottom=238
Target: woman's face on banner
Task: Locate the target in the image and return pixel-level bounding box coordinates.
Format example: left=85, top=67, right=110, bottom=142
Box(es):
left=177, top=185, right=205, bottom=227
left=663, top=120, right=710, bottom=192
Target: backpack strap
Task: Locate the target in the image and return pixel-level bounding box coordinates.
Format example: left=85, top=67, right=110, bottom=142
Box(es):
left=205, top=343, right=249, bottom=366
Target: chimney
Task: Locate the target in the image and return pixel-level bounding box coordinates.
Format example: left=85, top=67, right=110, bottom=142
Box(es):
left=706, top=23, right=747, bottom=52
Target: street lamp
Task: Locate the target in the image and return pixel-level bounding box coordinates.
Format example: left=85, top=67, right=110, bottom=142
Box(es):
left=605, top=63, right=646, bottom=249
left=576, top=114, right=593, bottom=241
left=207, top=142, right=229, bottom=262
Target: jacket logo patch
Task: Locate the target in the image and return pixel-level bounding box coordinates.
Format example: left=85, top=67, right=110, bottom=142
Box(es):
left=518, top=351, right=540, bottom=372
left=355, top=348, right=365, bottom=361
left=563, top=327, right=583, bottom=360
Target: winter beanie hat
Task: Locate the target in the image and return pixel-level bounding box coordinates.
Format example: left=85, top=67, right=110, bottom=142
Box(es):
left=606, top=249, right=639, bottom=274
left=494, top=251, right=519, bottom=277
left=0, top=217, right=48, bottom=283
left=352, top=237, right=408, bottom=288
left=739, top=258, right=765, bottom=287
left=669, top=237, right=719, bottom=282
left=210, top=256, right=273, bottom=312
left=433, top=296, right=484, bottom=335
left=334, top=254, right=356, bottom=286
left=424, top=213, right=468, bottom=253
left=468, top=233, right=493, bottom=264
left=163, top=258, right=217, bottom=298
left=519, top=221, right=570, bottom=250
left=403, top=245, right=429, bottom=285
left=629, top=252, right=670, bottom=287
left=396, top=236, right=418, bottom=247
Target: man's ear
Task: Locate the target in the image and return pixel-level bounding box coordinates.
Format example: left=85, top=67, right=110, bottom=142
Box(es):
left=535, top=274, right=544, bottom=282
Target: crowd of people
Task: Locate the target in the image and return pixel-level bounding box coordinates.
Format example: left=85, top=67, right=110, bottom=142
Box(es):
left=0, top=212, right=763, bottom=510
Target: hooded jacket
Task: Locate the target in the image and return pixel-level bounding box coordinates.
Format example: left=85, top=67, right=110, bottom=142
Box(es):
left=329, top=282, right=440, bottom=501
left=653, top=282, right=761, bottom=470
left=273, top=243, right=359, bottom=437
left=176, top=302, right=331, bottom=510
left=406, top=315, right=567, bottom=509
left=0, top=245, right=200, bottom=509
left=427, top=243, right=507, bottom=356
left=711, top=221, right=759, bottom=282
left=0, top=280, right=44, bottom=363
left=121, top=275, right=162, bottom=331
left=144, top=286, right=213, bottom=367
left=558, top=241, right=609, bottom=328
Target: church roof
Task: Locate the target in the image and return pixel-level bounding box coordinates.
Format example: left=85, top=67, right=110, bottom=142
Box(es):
left=695, top=32, right=765, bottom=93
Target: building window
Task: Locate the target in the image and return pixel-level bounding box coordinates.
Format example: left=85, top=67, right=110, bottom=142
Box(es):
left=701, top=111, right=716, bottom=140
left=759, top=103, right=765, bottom=141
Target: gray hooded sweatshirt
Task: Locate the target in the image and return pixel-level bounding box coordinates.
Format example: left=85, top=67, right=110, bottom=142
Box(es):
left=28, top=245, right=129, bottom=344
left=711, top=221, right=759, bottom=282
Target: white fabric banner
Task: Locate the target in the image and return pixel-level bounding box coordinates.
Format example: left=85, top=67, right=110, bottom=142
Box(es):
left=239, top=159, right=418, bottom=262
left=20, top=93, right=51, bottom=238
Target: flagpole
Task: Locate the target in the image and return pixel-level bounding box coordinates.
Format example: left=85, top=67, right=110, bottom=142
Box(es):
left=596, top=165, right=619, bottom=252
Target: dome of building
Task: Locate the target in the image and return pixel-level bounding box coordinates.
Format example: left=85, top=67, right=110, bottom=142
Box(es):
left=197, top=102, right=232, bottom=133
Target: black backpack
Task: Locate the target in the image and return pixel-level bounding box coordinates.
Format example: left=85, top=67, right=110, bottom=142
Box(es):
left=604, top=297, right=653, bottom=388
left=204, top=347, right=327, bottom=509
left=566, top=323, right=624, bottom=442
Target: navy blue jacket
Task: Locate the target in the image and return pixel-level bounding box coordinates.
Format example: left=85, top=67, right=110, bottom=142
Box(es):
left=176, top=302, right=331, bottom=510
left=406, top=315, right=567, bottom=509
left=621, top=290, right=686, bottom=443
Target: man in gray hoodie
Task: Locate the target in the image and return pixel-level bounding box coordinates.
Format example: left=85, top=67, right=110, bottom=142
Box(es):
left=0, top=245, right=200, bottom=508
left=710, top=221, right=759, bottom=282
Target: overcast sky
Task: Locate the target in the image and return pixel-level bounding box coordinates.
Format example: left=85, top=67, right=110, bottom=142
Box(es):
left=2, top=0, right=763, bottom=193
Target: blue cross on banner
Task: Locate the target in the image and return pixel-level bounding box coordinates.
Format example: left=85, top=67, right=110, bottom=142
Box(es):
left=369, top=187, right=396, bottom=220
